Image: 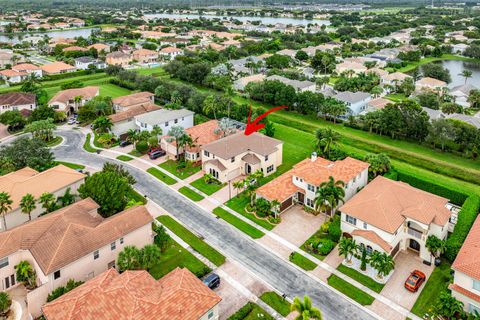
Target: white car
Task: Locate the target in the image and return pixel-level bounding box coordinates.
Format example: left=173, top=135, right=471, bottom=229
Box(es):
left=67, top=118, right=76, bottom=125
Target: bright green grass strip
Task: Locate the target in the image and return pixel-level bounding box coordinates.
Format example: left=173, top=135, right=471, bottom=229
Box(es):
left=178, top=186, right=204, bottom=201
left=289, top=252, right=317, bottom=271
left=327, top=274, right=375, bottom=306
left=116, top=155, right=133, bottom=161
left=337, top=264, right=385, bottom=293
left=146, top=167, right=177, bottom=185
left=190, top=177, right=225, bottom=195
left=157, top=215, right=225, bottom=266
left=46, top=136, right=63, bottom=147
left=54, top=161, right=85, bottom=170
left=159, top=160, right=202, bottom=179
left=212, top=207, right=264, bottom=239
left=259, top=292, right=291, bottom=316
left=83, top=133, right=96, bottom=153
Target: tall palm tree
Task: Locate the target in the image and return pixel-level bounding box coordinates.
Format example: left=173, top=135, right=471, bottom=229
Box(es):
left=232, top=180, right=244, bottom=197
left=270, top=199, right=281, bottom=218
left=202, top=95, right=220, bottom=120
left=370, top=252, right=395, bottom=280
left=117, top=246, right=142, bottom=272
left=434, top=291, right=464, bottom=319
left=315, top=128, right=340, bottom=159
left=338, top=237, right=357, bottom=264
left=460, top=70, right=473, bottom=84
left=0, top=192, right=13, bottom=231
left=126, top=129, right=139, bottom=146
left=15, top=260, right=36, bottom=289
left=167, top=126, right=187, bottom=160
left=20, top=193, right=36, bottom=221
left=139, top=244, right=161, bottom=271
left=290, top=296, right=323, bottom=320
left=39, top=192, right=56, bottom=213
left=314, top=176, right=345, bottom=217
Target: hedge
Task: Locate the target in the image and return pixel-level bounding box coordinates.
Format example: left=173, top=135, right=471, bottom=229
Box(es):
left=42, top=69, right=103, bottom=81
left=444, top=195, right=480, bottom=262
left=227, top=302, right=255, bottom=320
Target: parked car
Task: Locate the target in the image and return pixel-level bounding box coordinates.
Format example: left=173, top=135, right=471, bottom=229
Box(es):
left=202, top=273, right=220, bottom=290
left=147, top=147, right=162, bottom=155
left=404, top=270, right=426, bottom=292
left=67, top=118, right=76, bottom=125
left=119, top=140, right=132, bottom=147
left=149, top=150, right=166, bottom=160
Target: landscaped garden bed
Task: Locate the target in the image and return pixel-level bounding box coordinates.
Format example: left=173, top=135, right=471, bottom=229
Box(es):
left=159, top=160, right=201, bottom=179
left=300, top=215, right=341, bottom=260
left=227, top=302, right=274, bottom=320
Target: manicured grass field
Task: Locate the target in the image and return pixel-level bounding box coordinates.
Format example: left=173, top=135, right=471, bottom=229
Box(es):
left=178, top=186, right=204, bottom=201
left=212, top=207, right=265, bottom=239
left=146, top=167, right=177, bottom=185
left=54, top=161, right=85, bottom=170
left=337, top=264, right=385, bottom=293
left=225, top=195, right=275, bottom=230
left=46, top=136, right=63, bottom=147
left=327, top=274, right=375, bottom=306
left=411, top=261, right=453, bottom=317
left=116, top=155, right=133, bottom=161
left=157, top=215, right=225, bottom=266
left=227, top=302, right=274, bottom=320
left=159, top=160, right=202, bottom=179
left=259, top=292, right=291, bottom=317
left=149, top=239, right=211, bottom=280
left=289, top=252, right=317, bottom=271
left=190, top=176, right=225, bottom=195
left=83, top=133, right=96, bottom=153
left=99, top=83, right=132, bottom=97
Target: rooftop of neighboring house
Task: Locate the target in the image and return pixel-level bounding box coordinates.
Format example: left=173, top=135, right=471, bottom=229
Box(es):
left=132, top=48, right=158, bottom=56
left=447, top=113, right=480, bottom=129
left=62, top=46, right=87, bottom=52
left=340, top=176, right=452, bottom=234
left=42, top=267, right=221, bottom=320
left=12, top=63, right=41, bottom=71
left=0, top=165, right=85, bottom=212
left=109, top=103, right=161, bottom=123
left=416, top=77, right=447, bottom=87
left=367, top=98, right=392, bottom=110
left=74, top=56, right=100, bottom=64
left=48, top=86, right=99, bottom=105
left=202, top=132, right=282, bottom=160
left=334, top=91, right=371, bottom=104
left=87, top=43, right=110, bottom=51
left=382, top=72, right=411, bottom=82
left=135, top=108, right=194, bottom=126
left=112, top=92, right=155, bottom=108
left=0, top=92, right=36, bottom=106
left=265, top=75, right=315, bottom=90
left=165, top=120, right=226, bottom=153
left=0, top=198, right=152, bottom=275
left=450, top=83, right=478, bottom=96
left=0, top=69, right=27, bottom=77
left=106, top=51, right=131, bottom=59
left=40, top=61, right=76, bottom=74
left=336, top=61, right=367, bottom=71
left=257, top=156, right=369, bottom=202
left=452, top=215, right=480, bottom=280
left=235, top=73, right=266, bottom=85
left=160, top=46, right=183, bottom=53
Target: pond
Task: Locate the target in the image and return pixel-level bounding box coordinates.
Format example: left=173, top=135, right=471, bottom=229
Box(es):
left=437, top=60, right=480, bottom=89
left=144, top=13, right=330, bottom=26
left=0, top=27, right=98, bottom=44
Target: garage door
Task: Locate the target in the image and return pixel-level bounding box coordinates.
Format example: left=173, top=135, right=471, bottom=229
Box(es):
left=280, top=197, right=293, bottom=212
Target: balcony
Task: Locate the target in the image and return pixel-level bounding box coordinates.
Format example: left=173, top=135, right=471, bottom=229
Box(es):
left=407, top=227, right=423, bottom=239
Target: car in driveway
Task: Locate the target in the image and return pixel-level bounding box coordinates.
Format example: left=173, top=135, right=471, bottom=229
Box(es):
left=149, top=149, right=166, bottom=160
left=202, top=273, right=220, bottom=290
left=119, top=140, right=132, bottom=147
left=404, top=270, right=426, bottom=292
left=67, top=118, right=76, bottom=125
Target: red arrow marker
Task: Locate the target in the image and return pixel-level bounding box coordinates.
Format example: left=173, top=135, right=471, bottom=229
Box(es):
left=244, top=105, right=287, bottom=135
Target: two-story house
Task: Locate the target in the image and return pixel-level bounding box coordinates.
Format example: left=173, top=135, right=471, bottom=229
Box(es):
left=0, top=198, right=154, bottom=317
left=112, top=92, right=155, bottom=112
left=0, top=92, right=36, bottom=115
left=105, top=51, right=132, bottom=67
left=340, top=176, right=454, bottom=262
left=450, top=215, right=480, bottom=315
left=134, top=108, right=194, bottom=133
left=334, top=91, right=371, bottom=116
left=109, top=103, right=161, bottom=139
left=201, top=132, right=283, bottom=183
left=48, top=86, right=99, bottom=115
left=0, top=165, right=85, bottom=231
left=132, top=48, right=159, bottom=64
left=256, top=153, right=369, bottom=213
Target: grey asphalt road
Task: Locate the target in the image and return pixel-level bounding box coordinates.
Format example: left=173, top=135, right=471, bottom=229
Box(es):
left=53, top=129, right=378, bottom=320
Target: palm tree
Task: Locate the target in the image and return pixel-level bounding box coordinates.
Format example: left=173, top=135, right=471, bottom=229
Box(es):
left=0, top=192, right=13, bottom=231
left=92, top=116, right=113, bottom=133
left=426, top=235, right=446, bottom=263
left=338, top=237, right=357, bottom=264
left=371, top=252, right=395, bottom=280
left=314, top=176, right=345, bottom=217
left=126, top=129, right=139, bottom=145
left=232, top=180, right=244, bottom=197
left=271, top=199, right=281, bottom=218
left=0, top=292, right=11, bottom=317
left=39, top=192, right=56, bottom=213
left=139, top=244, right=161, bottom=271
left=290, top=296, right=323, bottom=320
left=20, top=193, right=36, bottom=221
left=203, top=95, right=220, bottom=120
left=245, top=183, right=257, bottom=208
left=15, top=260, right=36, bottom=289
left=434, top=291, right=464, bottom=319
left=315, top=128, right=340, bottom=159
left=117, top=246, right=142, bottom=272
left=460, top=70, right=473, bottom=84
left=371, top=86, right=383, bottom=98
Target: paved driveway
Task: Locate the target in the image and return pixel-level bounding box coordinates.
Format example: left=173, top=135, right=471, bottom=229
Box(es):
left=380, top=251, right=434, bottom=310
left=273, top=205, right=325, bottom=247
left=0, top=124, right=9, bottom=140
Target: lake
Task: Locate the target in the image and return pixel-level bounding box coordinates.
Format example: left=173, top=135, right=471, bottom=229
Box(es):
left=144, top=13, right=330, bottom=26
left=0, top=27, right=98, bottom=44
left=438, top=60, right=480, bottom=89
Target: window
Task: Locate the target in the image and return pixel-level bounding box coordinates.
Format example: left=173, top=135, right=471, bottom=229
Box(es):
left=120, top=238, right=124, bottom=244
left=346, top=215, right=357, bottom=225
left=231, top=157, right=235, bottom=163
left=366, top=245, right=373, bottom=255
left=93, top=250, right=99, bottom=260
left=204, top=150, right=210, bottom=157
left=363, top=222, right=368, bottom=229
left=265, top=155, right=269, bottom=161
left=306, top=198, right=314, bottom=207
left=267, top=165, right=274, bottom=173
left=108, top=261, right=116, bottom=269
left=0, top=257, right=8, bottom=269
left=307, top=184, right=315, bottom=192
left=208, top=310, right=214, bottom=319
left=473, top=279, right=480, bottom=291
left=174, top=119, right=178, bottom=124
left=54, top=270, right=61, bottom=280
left=469, top=304, right=480, bottom=315
left=111, top=241, right=116, bottom=251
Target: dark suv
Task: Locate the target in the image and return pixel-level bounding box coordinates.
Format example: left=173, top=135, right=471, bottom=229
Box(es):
left=149, top=150, right=166, bottom=160
left=202, top=273, right=220, bottom=290
left=119, top=140, right=132, bottom=147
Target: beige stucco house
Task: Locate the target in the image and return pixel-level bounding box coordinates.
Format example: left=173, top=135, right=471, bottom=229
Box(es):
left=106, top=51, right=132, bottom=67
left=201, top=132, right=283, bottom=183
left=48, top=86, right=99, bottom=114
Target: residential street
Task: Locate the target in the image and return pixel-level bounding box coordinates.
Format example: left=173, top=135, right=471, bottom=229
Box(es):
left=53, top=129, right=378, bottom=320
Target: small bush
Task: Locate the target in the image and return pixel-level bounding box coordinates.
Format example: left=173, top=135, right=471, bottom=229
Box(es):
left=328, top=215, right=341, bottom=242
left=136, top=140, right=149, bottom=154
left=47, top=279, right=83, bottom=302
left=255, top=198, right=272, bottom=217
left=317, top=238, right=335, bottom=255
left=227, top=302, right=255, bottom=320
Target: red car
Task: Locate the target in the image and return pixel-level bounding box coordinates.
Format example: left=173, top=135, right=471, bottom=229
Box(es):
left=404, top=270, right=426, bottom=292
left=147, top=147, right=162, bottom=155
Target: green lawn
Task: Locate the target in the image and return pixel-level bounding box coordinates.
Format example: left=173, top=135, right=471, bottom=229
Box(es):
left=99, top=83, right=132, bottom=98
left=327, top=274, right=375, bottom=306
left=116, top=155, right=133, bottom=161
left=159, top=160, right=202, bottom=179
left=127, top=189, right=147, bottom=204
left=157, top=215, right=225, bottom=266
left=146, top=167, right=177, bottom=185
left=337, top=264, right=385, bottom=293
left=212, top=207, right=265, bottom=239
left=227, top=302, right=275, bottom=320
left=259, top=292, right=291, bottom=317
left=190, top=176, right=225, bottom=195
left=411, top=261, right=453, bottom=317
left=385, top=93, right=408, bottom=102
left=128, top=149, right=143, bottom=157
left=83, top=133, right=96, bottom=153
left=54, top=161, right=85, bottom=170
left=46, top=136, right=63, bottom=147
left=225, top=195, right=275, bottom=230
left=149, top=239, right=211, bottom=280
left=289, top=252, right=317, bottom=271
left=178, top=186, right=205, bottom=201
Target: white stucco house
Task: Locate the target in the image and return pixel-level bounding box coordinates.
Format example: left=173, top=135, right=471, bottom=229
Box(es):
left=0, top=92, right=36, bottom=115
left=334, top=91, right=371, bottom=116
left=135, top=108, right=194, bottom=133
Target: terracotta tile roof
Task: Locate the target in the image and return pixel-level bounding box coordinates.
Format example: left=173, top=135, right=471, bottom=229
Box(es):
left=48, top=86, right=99, bottom=105
left=0, top=165, right=85, bottom=212
left=0, top=92, right=36, bottom=106
left=87, top=43, right=110, bottom=51
left=62, top=46, right=87, bottom=52
left=165, top=120, right=225, bottom=153
left=351, top=229, right=392, bottom=252
left=367, top=98, right=392, bottom=110
left=417, top=77, right=447, bottom=87
left=12, top=63, right=41, bottom=71
left=42, top=267, right=221, bottom=320
left=452, top=215, right=480, bottom=280
left=112, top=92, right=154, bottom=109
left=449, top=284, right=480, bottom=303
left=383, top=72, right=411, bottom=82
left=160, top=46, right=183, bottom=53
left=0, top=69, right=27, bottom=77
left=106, top=51, right=131, bottom=59
left=40, top=61, right=76, bottom=74
left=132, top=48, right=157, bottom=57
left=0, top=198, right=153, bottom=275
left=340, top=176, right=452, bottom=234
left=109, top=103, right=161, bottom=123
left=257, top=156, right=368, bottom=202
left=202, top=132, right=282, bottom=160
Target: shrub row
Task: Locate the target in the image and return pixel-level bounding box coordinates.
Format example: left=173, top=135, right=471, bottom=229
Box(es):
left=444, top=196, right=480, bottom=262
left=109, top=78, right=137, bottom=91
left=42, top=69, right=103, bottom=81
left=227, top=302, right=255, bottom=320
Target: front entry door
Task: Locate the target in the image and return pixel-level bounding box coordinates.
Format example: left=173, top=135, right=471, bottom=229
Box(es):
left=409, top=239, right=421, bottom=251
left=245, top=164, right=252, bottom=175
left=297, top=192, right=305, bottom=204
